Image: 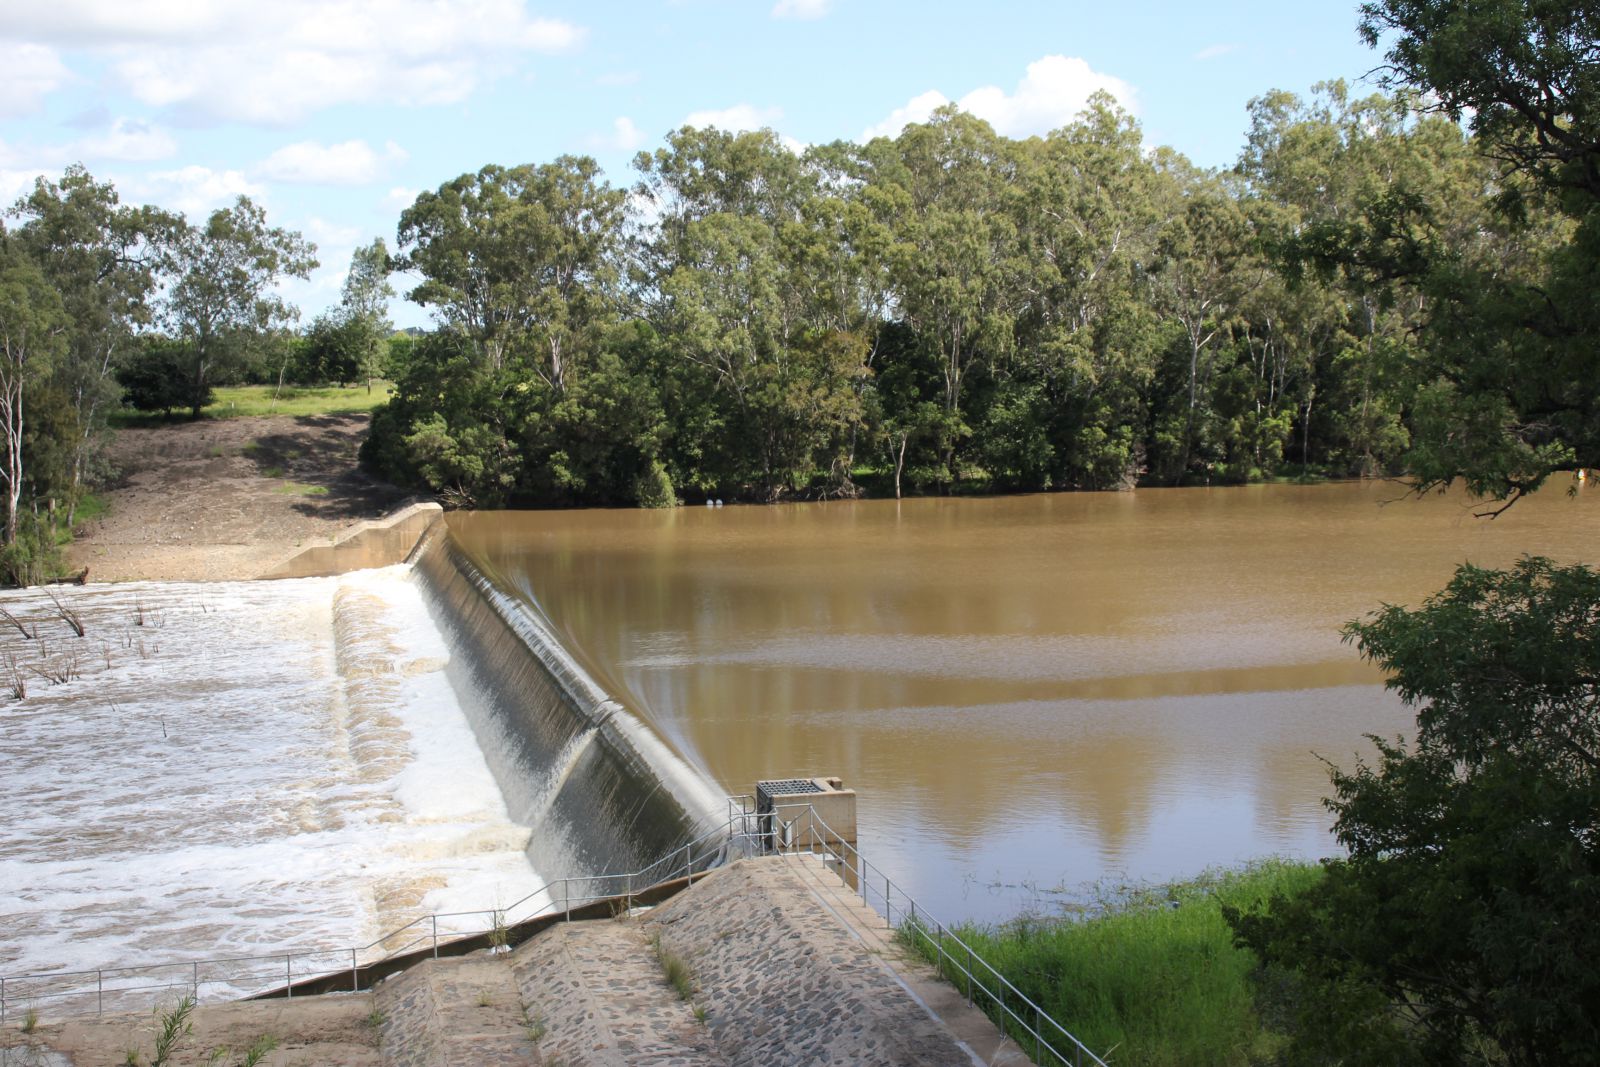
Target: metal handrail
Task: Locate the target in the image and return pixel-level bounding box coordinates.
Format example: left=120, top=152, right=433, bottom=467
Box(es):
left=0, top=815, right=744, bottom=1023
left=765, top=802, right=1110, bottom=1067
left=1, top=799, right=1107, bottom=1067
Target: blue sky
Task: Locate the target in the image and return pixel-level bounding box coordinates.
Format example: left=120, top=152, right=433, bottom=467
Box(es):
left=1, top=1, right=1382, bottom=327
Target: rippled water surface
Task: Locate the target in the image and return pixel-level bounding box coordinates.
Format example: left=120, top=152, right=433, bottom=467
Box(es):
left=0, top=567, right=543, bottom=979
left=450, top=481, right=1598, bottom=921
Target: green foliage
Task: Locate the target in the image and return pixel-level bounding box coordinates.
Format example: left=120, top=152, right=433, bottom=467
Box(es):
left=119, top=336, right=200, bottom=415
left=632, top=459, right=675, bottom=508
left=149, top=995, right=195, bottom=1067
left=904, top=861, right=1322, bottom=1067
left=1229, top=558, right=1600, bottom=1066
left=162, top=196, right=317, bottom=418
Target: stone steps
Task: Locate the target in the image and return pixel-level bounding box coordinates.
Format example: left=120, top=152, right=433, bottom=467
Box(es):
left=510, top=918, right=730, bottom=1067
left=377, top=955, right=539, bottom=1067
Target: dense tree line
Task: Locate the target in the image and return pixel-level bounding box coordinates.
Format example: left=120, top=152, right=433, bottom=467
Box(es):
left=362, top=78, right=1573, bottom=508
left=0, top=172, right=315, bottom=582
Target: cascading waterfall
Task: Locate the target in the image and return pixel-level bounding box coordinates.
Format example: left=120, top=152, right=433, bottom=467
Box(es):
left=0, top=522, right=723, bottom=982
left=410, top=533, right=725, bottom=898
left=0, top=567, right=546, bottom=978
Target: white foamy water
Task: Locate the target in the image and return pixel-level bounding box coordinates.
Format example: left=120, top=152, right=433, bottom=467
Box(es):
left=0, top=566, right=546, bottom=980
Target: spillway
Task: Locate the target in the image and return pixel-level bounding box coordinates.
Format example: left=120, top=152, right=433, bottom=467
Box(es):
left=410, top=531, right=724, bottom=894
left=0, top=529, right=725, bottom=982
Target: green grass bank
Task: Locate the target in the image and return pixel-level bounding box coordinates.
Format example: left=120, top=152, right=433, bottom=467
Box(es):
left=111, top=382, right=394, bottom=426
left=905, top=859, right=1323, bottom=1066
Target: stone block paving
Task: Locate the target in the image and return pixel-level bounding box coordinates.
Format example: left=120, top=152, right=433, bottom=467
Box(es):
left=511, top=919, right=728, bottom=1066
left=643, top=858, right=980, bottom=1067
left=377, top=955, right=539, bottom=1067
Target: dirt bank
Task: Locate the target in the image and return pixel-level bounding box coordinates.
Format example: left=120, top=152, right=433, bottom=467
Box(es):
left=67, top=413, right=416, bottom=583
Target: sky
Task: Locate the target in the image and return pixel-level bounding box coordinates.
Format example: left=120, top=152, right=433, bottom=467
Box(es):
left=0, top=0, right=1385, bottom=328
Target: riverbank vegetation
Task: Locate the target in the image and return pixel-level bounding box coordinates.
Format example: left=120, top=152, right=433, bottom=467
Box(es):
left=0, top=175, right=320, bottom=582
left=355, top=13, right=1596, bottom=510
left=907, top=861, right=1322, bottom=1066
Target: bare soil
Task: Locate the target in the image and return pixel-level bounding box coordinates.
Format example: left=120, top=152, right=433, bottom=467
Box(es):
left=67, top=413, right=415, bottom=583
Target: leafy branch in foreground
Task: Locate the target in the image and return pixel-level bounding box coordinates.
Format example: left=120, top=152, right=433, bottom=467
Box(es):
left=1229, top=557, right=1600, bottom=1066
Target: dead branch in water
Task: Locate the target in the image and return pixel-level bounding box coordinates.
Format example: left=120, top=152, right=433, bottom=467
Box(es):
left=45, top=589, right=85, bottom=637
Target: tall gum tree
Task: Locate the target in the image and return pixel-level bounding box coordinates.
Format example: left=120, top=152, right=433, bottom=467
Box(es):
left=397, top=158, right=626, bottom=391
left=163, top=197, right=316, bottom=418
left=861, top=107, right=1022, bottom=482
left=9, top=166, right=177, bottom=518
left=0, top=246, right=66, bottom=545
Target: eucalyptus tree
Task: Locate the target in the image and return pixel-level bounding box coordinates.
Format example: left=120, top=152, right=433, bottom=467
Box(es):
left=0, top=245, right=66, bottom=547
left=163, top=197, right=316, bottom=418
left=859, top=107, right=1023, bottom=482
left=398, top=158, right=626, bottom=391
left=1149, top=156, right=1262, bottom=481
left=9, top=166, right=177, bottom=516
left=1279, top=1, right=1600, bottom=503
left=1006, top=95, right=1167, bottom=488
left=634, top=126, right=869, bottom=497
left=338, top=237, right=394, bottom=390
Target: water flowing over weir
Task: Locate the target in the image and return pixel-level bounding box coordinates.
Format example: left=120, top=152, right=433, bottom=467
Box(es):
left=0, top=568, right=545, bottom=978
left=410, top=529, right=725, bottom=895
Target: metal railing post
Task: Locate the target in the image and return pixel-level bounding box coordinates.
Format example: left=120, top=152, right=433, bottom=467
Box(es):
left=351, top=949, right=359, bottom=992
left=192, top=961, right=199, bottom=999
left=564, top=880, right=572, bottom=922
left=431, top=916, right=439, bottom=958
left=97, top=970, right=103, bottom=1016
left=284, top=955, right=293, bottom=999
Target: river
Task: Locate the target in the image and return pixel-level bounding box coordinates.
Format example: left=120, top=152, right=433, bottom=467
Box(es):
left=448, top=480, right=1597, bottom=922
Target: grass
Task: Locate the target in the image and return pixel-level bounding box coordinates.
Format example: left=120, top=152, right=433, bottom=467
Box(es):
left=902, top=859, right=1323, bottom=1067
left=272, top=481, right=328, bottom=496
left=111, top=381, right=393, bottom=426
left=649, top=932, right=696, bottom=1002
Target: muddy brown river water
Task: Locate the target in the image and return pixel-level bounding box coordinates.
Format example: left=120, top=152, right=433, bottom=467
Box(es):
left=449, top=480, right=1597, bottom=921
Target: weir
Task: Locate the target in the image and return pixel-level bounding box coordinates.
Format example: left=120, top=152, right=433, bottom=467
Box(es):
left=410, top=527, right=725, bottom=897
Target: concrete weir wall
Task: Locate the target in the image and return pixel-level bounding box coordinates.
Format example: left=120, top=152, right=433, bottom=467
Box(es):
left=264, top=502, right=445, bottom=579
left=265, top=501, right=723, bottom=894
left=411, top=533, right=725, bottom=895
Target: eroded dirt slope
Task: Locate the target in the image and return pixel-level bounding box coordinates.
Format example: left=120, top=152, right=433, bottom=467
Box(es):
left=68, top=413, right=415, bottom=582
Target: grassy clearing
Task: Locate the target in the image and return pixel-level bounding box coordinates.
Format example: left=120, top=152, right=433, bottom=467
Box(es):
left=903, top=859, right=1322, bottom=1067
left=111, top=382, right=393, bottom=426
left=273, top=482, right=329, bottom=496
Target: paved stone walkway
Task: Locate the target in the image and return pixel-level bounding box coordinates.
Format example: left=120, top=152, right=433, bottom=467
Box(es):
left=643, top=858, right=984, bottom=1067
left=3, top=856, right=1034, bottom=1066
left=377, top=956, right=536, bottom=1067
left=511, top=920, right=727, bottom=1066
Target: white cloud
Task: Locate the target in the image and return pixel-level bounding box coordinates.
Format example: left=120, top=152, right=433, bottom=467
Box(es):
left=771, top=0, right=830, bottom=19
left=74, top=117, right=178, bottom=162
left=0, top=171, right=44, bottom=206
left=6, top=0, right=585, bottom=125
left=132, top=166, right=264, bottom=218
left=588, top=116, right=645, bottom=152
left=258, top=140, right=408, bottom=185
left=0, top=119, right=178, bottom=196
left=384, top=186, right=421, bottom=211
left=864, top=55, right=1137, bottom=141
left=861, top=89, right=949, bottom=141
left=1193, top=43, right=1240, bottom=62
left=0, top=43, right=72, bottom=117
left=304, top=217, right=361, bottom=248
left=682, top=104, right=784, bottom=133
